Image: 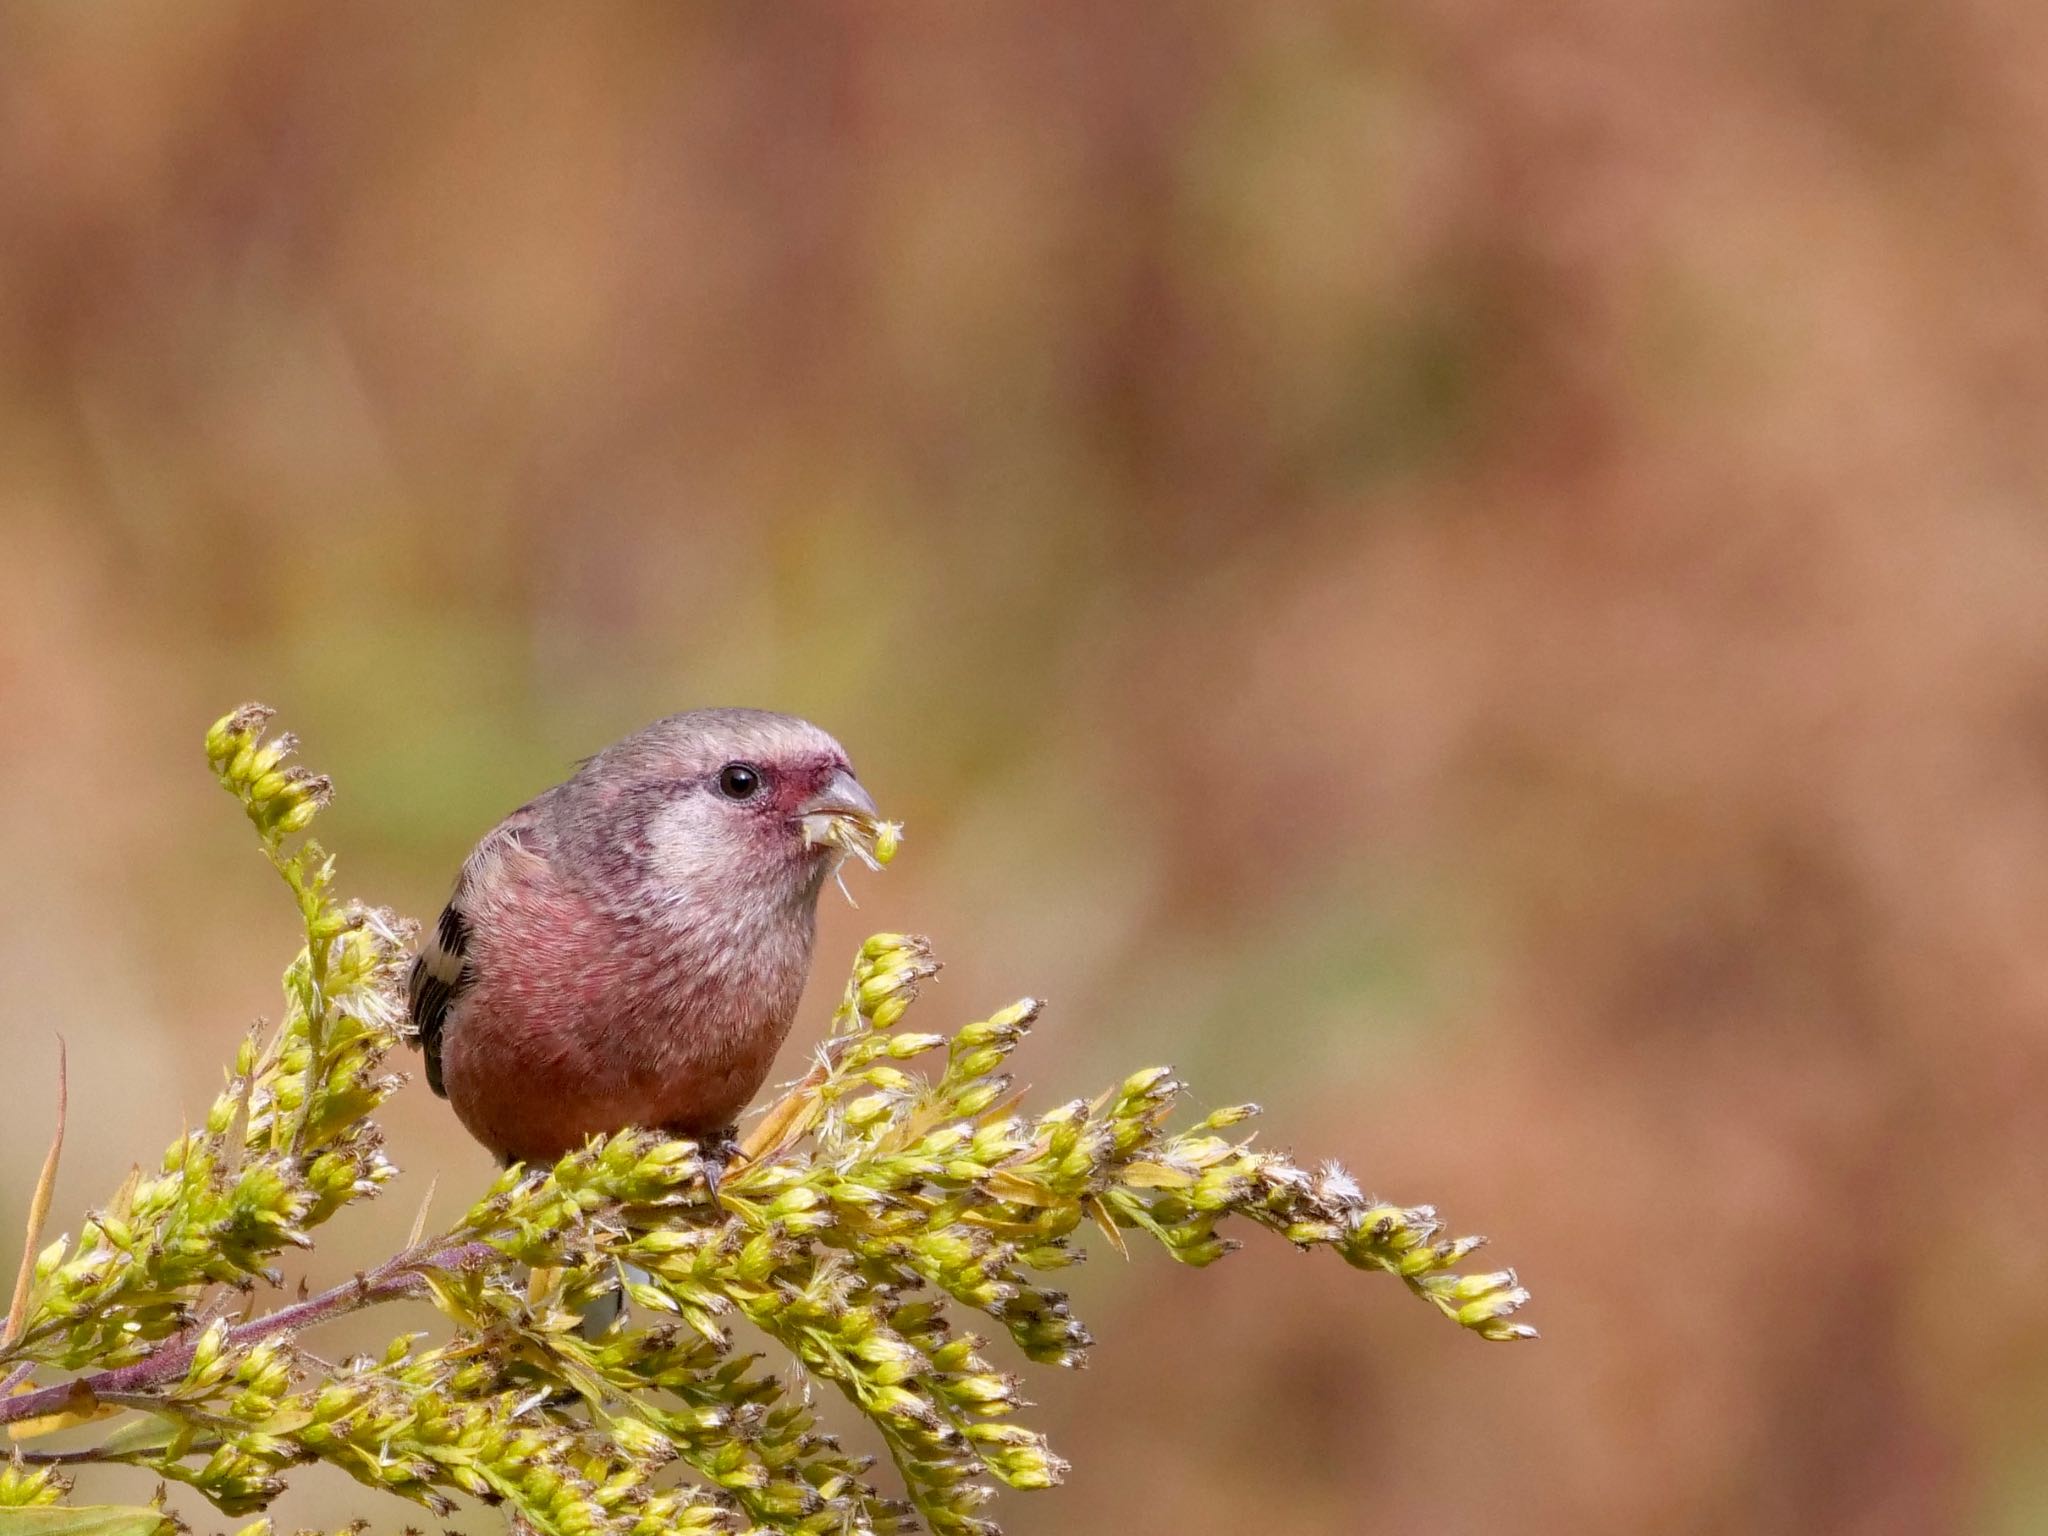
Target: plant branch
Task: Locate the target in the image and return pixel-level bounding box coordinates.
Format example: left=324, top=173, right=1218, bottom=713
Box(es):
left=0, top=707, right=1533, bottom=1536
left=0, top=1238, right=491, bottom=1430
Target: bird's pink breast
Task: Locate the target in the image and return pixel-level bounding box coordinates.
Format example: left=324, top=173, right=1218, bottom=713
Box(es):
left=438, top=870, right=811, bottom=1164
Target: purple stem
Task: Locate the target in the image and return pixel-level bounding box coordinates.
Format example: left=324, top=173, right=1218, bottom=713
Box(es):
left=0, top=1239, right=493, bottom=1430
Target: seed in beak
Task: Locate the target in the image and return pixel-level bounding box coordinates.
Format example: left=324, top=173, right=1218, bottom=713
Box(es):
left=798, top=770, right=900, bottom=869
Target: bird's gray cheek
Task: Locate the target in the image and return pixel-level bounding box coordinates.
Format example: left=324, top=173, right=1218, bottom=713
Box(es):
left=639, top=800, right=729, bottom=890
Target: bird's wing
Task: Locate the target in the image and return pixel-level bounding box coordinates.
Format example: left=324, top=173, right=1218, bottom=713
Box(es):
left=406, top=803, right=549, bottom=1098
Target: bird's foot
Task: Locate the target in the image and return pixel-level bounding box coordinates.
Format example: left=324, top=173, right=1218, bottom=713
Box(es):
left=667, top=1124, right=745, bottom=1198
left=703, top=1126, right=745, bottom=1196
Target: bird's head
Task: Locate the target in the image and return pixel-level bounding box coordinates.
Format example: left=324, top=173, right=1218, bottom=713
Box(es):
left=563, top=708, right=897, bottom=917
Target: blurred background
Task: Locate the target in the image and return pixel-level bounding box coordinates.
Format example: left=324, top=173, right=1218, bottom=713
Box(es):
left=3, top=3, right=2045, bottom=1532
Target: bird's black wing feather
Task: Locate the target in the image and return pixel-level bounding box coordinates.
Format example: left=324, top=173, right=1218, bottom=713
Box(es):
left=406, top=902, right=471, bottom=1098
left=406, top=803, right=547, bottom=1099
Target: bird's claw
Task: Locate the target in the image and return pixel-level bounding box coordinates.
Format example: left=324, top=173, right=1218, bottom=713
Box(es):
left=697, top=1126, right=744, bottom=1198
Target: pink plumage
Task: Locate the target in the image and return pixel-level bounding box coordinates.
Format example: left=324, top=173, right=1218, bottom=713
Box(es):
left=406, top=709, right=881, bottom=1166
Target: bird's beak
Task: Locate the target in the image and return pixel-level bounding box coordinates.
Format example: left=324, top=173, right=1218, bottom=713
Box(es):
left=800, top=768, right=878, bottom=823
left=798, top=770, right=900, bottom=869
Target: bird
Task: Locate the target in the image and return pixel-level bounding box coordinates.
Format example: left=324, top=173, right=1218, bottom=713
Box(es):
left=404, top=708, right=891, bottom=1172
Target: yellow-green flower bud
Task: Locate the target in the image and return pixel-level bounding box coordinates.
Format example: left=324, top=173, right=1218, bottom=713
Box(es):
left=1456, top=1284, right=1531, bottom=1330
left=853, top=1334, right=926, bottom=1385
left=1445, top=1269, right=1517, bottom=1302
left=610, top=1416, right=677, bottom=1464
left=274, top=799, right=320, bottom=835
left=182, top=1318, right=230, bottom=1390
left=952, top=1080, right=1006, bottom=1116
left=986, top=998, right=1042, bottom=1031
left=1118, top=1066, right=1176, bottom=1100
left=859, top=969, right=913, bottom=1009
left=206, top=703, right=273, bottom=767
left=843, top=1093, right=893, bottom=1130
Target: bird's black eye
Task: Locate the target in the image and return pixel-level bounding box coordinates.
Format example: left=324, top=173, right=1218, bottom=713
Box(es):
left=716, top=763, right=762, bottom=801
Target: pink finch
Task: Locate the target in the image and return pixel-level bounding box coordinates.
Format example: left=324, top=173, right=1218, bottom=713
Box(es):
left=405, top=709, right=890, bottom=1167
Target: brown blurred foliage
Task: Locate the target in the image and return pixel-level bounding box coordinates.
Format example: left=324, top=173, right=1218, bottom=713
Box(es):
left=5, top=4, right=2048, bottom=1533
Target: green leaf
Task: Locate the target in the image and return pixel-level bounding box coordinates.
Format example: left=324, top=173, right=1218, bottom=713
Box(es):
left=4, top=1039, right=67, bottom=1348
left=90, top=1409, right=186, bottom=1458
left=0, top=1507, right=174, bottom=1536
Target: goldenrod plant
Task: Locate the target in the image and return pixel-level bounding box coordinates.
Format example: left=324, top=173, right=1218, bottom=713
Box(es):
left=0, top=707, right=1534, bottom=1536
